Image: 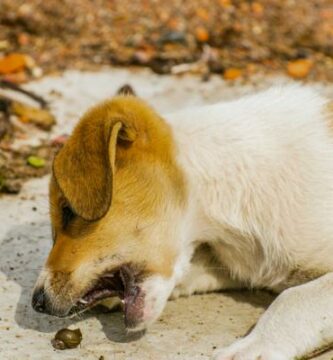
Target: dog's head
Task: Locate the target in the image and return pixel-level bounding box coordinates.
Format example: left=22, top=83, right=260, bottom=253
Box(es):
left=32, top=96, right=188, bottom=330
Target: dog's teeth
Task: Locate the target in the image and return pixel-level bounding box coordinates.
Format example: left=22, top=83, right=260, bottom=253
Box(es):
left=79, top=299, right=88, bottom=304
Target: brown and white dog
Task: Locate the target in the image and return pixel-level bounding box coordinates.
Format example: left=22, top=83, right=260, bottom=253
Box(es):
left=33, top=86, right=333, bottom=360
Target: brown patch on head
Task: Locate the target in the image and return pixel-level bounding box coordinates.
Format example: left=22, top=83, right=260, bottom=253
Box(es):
left=53, top=96, right=184, bottom=220
left=43, top=96, right=187, bottom=315
left=53, top=106, right=121, bottom=221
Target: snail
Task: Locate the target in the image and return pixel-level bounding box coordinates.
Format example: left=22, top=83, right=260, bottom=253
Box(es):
left=51, top=328, right=82, bottom=350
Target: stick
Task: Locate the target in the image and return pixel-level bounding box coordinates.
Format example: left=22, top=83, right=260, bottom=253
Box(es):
left=0, top=79, right=48, bottom=108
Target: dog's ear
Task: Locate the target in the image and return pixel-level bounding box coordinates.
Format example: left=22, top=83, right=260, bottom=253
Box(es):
left=53, top=116, right=136, bottom=221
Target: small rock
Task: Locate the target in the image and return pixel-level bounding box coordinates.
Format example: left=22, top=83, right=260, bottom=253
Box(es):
left=158, top=31, right=187, bottom=44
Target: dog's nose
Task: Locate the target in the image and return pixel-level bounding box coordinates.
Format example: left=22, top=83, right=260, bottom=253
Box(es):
left=32, top=287, right=47, bottom=313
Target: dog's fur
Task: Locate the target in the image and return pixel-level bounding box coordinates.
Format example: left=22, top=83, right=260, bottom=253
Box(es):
left=33, top=86, right=333, bottom=359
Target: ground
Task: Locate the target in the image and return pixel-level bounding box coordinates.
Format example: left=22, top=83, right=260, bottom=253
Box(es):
left=1, top=0, right=333, bottom=81
left=1, top=69, right=333, bottom=360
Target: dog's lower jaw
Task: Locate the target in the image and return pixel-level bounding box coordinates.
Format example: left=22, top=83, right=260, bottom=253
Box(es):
left=134, top=270, right=183, bottom=329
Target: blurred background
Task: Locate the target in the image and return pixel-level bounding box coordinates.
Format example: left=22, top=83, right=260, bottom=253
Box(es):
left=0, top=0, right=332, bottom=82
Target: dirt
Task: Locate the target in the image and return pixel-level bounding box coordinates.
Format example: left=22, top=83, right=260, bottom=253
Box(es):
left=0, top=81, right=59, bottom=194
left=0, top=141, right=56, bottom=194
left=0, top=0, right=332, bottom=81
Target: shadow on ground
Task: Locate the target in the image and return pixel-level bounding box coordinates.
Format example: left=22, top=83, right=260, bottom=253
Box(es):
left=0, top=221, right=145, bottom=343
left=1, top=220, right=274, bottom=344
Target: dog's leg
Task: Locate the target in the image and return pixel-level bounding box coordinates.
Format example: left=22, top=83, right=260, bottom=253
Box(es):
left=171, top=243, right=242, bottom=299
left=213, top=272, right=333, bottom=360
left=170, top=262, right=241, bottom=299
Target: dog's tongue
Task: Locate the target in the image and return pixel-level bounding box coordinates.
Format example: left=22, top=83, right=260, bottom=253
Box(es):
left=120, top=266, right=145, bottom=329
left=124, top=285, right=145, bottom=328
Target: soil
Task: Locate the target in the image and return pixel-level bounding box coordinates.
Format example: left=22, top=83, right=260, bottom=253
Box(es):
left=0, top=141, right=56, bottom=194
left=0, top=0, right=332, bottom=81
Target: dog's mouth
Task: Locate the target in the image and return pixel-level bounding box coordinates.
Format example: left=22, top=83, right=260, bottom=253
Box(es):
left=71, top=265, right=145, bottom=328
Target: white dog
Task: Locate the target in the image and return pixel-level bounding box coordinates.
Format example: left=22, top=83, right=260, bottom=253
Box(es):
left=33, top=85, right=333, bottom=360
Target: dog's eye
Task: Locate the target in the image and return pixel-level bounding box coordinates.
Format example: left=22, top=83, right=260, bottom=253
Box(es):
left=62, top=205, right=76, bottom=229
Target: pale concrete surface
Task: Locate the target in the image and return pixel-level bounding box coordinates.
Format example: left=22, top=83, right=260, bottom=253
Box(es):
left=0, top=69, right=332, bottom=360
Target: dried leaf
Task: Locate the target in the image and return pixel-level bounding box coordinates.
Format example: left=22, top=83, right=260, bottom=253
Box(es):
left=223, top=68, right=242, bottom=80
left=195, top=27, right=209, bottom=42
left=287, top=59, right=313, bottom=79
left=0, top=53, right=28, bottom=74
left=11, top=101, right=55, bottom=130
left=27, top=155, right=45, bottom=168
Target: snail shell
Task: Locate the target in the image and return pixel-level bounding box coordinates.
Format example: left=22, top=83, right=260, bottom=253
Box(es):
left=51, top=328, right=82, bottom=350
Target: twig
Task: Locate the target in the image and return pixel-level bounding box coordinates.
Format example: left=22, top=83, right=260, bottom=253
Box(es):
left=0, top=79, right=48, bottom=108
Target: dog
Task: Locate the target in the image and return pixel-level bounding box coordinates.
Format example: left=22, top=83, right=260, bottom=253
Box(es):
left=32, top=85, right=333, bottom=359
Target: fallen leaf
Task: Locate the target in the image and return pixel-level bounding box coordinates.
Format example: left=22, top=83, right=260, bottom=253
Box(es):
left=27, top=155, right=45, bottom=168
left=11, top=101, right=56, bottom=130
left=2, top=71, right=28, bottom=84
left=224, top=68, right=242, bottom=80
left=287, top=59, right=313, bottom=79
left=0, top=53, right=28, bottom=74
left=195, top=26, right=209, bottom=42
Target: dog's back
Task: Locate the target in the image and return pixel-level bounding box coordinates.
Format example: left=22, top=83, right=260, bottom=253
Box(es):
left=168, top=86, right=333, bottom=288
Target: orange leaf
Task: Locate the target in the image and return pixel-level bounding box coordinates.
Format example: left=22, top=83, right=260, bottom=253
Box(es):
left=287, top=59, right=313, bottom=79
left=224, top=68, right=242, bottom=80
left=0, top=53, right=28, bottom=74
left=195, top=26, right=209, bottom=42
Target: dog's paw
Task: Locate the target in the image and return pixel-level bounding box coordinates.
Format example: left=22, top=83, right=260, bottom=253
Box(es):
left=212, top=335, right=290, bottom=360
left=169, top=286, right=191, bottom=300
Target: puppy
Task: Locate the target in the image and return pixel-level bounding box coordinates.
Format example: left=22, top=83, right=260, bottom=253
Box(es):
left=33, top=86, right=333, bottom=359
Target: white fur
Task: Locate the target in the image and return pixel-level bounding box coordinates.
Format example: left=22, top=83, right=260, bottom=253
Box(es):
left=164, top=85, right=333, bottom=359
